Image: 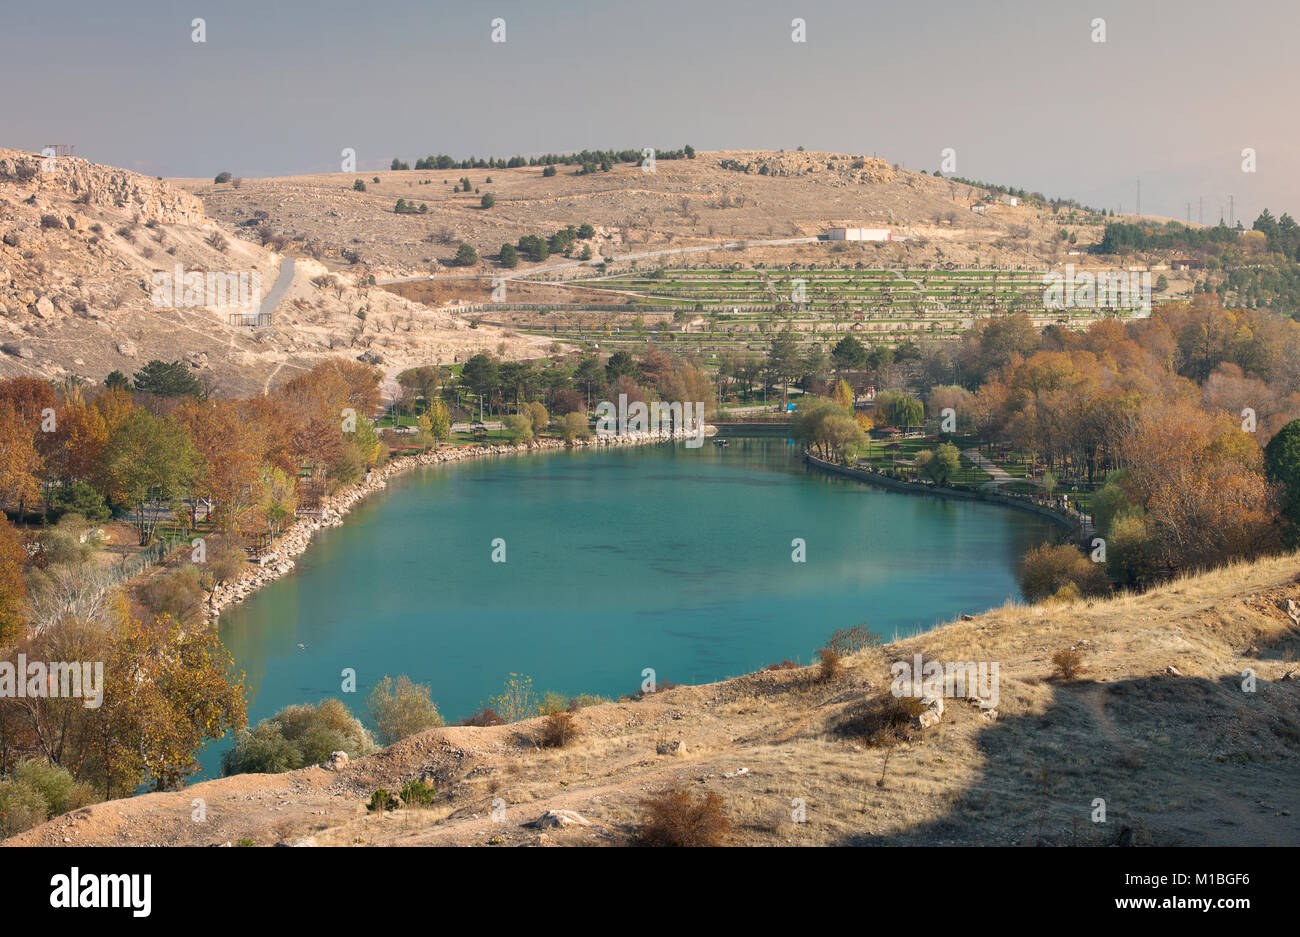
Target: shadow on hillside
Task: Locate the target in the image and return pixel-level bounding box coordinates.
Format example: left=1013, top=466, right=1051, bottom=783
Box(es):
left=1253, top=624, right=1300, bottom=663
left=838, top=673, right=1300, bottom=846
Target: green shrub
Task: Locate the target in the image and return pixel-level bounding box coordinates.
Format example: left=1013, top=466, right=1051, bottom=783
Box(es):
left=367, top=788, right=400, bottom=812
left=560, top=412, right=591, bottom=443
left=53, top=483, right=110, bottom=523
left=34, top=514, right=100, bottom=566
left=399, top=778, right=436, bottom=807
left=11, top=759, right=94, bottom=817
left=222, top=699, right=376, bottom=776
left=503, top=413, right=534, bottom=444
left=367, top=675, right=443, bottom=746
left=0, top=777, right=49, bottom=838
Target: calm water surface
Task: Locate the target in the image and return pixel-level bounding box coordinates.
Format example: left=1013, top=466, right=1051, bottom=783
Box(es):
left=201, top=438, right=1056, bottom=777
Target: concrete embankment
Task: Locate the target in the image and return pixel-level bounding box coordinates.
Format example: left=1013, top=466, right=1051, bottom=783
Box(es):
left=802, top=452, right=1091, bottom=539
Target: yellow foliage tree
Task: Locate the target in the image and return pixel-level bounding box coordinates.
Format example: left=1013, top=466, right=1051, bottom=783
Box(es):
left=832, top=379, right=854, bottom=411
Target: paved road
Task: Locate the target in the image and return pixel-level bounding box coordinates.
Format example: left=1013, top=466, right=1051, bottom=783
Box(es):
left=259, top=256, right=295, bottom=315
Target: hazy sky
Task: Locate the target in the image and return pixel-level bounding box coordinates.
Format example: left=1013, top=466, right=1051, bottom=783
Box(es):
left=2, top=0, right=1294, bottom=223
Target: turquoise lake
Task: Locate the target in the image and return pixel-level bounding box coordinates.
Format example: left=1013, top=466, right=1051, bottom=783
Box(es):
left=202, top=437, right=1057, bottom=778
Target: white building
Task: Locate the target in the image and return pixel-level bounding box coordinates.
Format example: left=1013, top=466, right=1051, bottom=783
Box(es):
left=827, top=227, right=891, bottom=242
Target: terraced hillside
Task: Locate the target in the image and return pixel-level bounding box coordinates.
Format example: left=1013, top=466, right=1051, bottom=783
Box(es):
left=438, top=266, right=1165, bottom=356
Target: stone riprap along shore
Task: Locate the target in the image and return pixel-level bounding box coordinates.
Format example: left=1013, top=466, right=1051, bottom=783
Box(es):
left=206, top=429, right=707, bottom=619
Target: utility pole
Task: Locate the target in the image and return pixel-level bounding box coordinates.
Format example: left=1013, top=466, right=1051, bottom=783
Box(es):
left=1136, top=178, right=1141, bottom=217
left=1186, top=202, right=1191, bottom=224
left=1199, top=196, right=1203, bottom=225
left=1229, top=195, right=1235, bottom=228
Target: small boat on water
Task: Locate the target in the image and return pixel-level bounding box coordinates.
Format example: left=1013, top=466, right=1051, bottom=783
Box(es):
left=712, top=438, right=729, bottom=447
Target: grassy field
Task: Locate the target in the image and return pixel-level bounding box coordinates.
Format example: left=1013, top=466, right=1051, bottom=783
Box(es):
left=856, top=434, right=993, bottom=486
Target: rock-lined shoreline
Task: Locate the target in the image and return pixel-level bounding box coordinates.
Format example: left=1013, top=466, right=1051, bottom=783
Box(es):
left=206, top=430, right=705, bottom=619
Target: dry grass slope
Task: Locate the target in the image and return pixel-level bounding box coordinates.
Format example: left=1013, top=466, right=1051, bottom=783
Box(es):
left=8, top=552, right=1299, bottom=848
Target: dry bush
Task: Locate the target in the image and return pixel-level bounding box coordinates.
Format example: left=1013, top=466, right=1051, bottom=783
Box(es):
left=638, top=787, right=729, bottom=847
left=765, top=660, right=798, bottom=671
left=458, top=707, right=505, bottom=727
left=815, top=648, right=843, bottom=683
left=835, top=693, right=926, bottom=748
left=1051, top=649, right=1085, bottom=682
left=538, top=710, right=578, bottom=748
left=206, top=231, right=228, bottom=252
left=824, top=623, right=880, bottom=657
left=637, top=679, right=680, bottom=698
left=137, top=565, right=205, bottom=627
left=1020, top=543, right=1109, bottom=603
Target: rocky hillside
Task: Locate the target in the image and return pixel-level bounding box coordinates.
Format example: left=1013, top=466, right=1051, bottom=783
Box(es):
left=8, top=552, right=1299, bottom=847
left=0, top=148, right=543, bottom=396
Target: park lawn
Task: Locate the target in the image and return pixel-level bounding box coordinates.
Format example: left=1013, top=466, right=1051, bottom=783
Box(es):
left=855, top=436, right=990, bottom=485
left=449, top=429, right=515, bottom=445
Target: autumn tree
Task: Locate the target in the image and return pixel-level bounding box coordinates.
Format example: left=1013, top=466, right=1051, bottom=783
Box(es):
left=560, top=411, right=591, bottom=444
left=172, top=399, right=263, bottom=532
left=100, top=410, right=204, bottom=544
left=39, top=387, right=108, bottom=493
left=90, top=612, right=246, bottom=795
left=258, top=466, right=297, bottom=545
left=832, top=379, right=854, bottom=411
left=0, top=516, right=27, bottom=645
left=0, top=402, right=42, bottom=518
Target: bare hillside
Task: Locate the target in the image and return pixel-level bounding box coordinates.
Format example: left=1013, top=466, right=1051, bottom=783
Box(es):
left=9, top=553, right=1298, bottom=847
left=0, top=149, right=543, bottom=395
